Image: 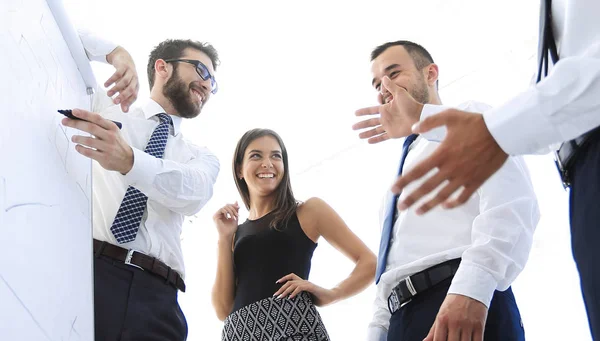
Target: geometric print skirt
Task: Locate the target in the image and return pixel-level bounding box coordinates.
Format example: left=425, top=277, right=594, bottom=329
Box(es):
left=221, top=292, right=330, bottom=341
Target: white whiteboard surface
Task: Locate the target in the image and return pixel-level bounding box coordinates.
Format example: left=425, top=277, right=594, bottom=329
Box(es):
left=1, top=0, right=94, bottom=340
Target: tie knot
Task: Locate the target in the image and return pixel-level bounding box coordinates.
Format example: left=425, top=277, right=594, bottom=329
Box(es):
left=156, top=113, right=172, bottom=125
left=403, top=134, right=418, bottom=149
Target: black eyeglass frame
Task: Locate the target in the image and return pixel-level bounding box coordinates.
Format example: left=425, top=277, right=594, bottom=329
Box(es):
left=164, top=59, right=218, bottom=94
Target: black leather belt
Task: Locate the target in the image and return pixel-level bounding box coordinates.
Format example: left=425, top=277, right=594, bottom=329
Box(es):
left=555, top=126, right=600, bottom=189
left=388, top=259, right=460, bottom=314
left=93, top=239, right=186, bottom=292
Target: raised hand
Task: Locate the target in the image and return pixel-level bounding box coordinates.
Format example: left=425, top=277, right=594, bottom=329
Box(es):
left=213, top=202, right=240, bottom=238
left=393, top=109, right=508, bottom=215
left=62, top=108, right=133, bottom=174
left=353, top=76, right=424, bottom=144
left=105, top=46, right=139, bottom=113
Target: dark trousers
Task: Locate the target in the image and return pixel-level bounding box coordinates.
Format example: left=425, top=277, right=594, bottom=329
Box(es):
left=570, top=135, right=600, bottom=339
left=94, top=255, right=188, bottom=341
left=387, top=278, right=524, bottom=341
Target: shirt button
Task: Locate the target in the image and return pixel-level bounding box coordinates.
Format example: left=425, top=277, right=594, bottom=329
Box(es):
left=390, top=238, right=395, bottom=244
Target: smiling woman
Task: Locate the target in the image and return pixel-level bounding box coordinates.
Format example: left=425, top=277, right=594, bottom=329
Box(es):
left=210, top=128, right=377, bottom=341
left=233, top=129, right=296, bottom=231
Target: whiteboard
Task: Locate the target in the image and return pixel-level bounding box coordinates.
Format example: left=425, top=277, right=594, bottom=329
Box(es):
left=0, top=0, right=94, bottom=340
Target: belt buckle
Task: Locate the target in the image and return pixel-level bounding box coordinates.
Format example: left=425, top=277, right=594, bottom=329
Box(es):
left=553, top=150, right=570, bottom=190
left=388, top=289, right=400, bottom=314
left=387, top=276, right=417, bottom=314
left=124, top=249, right=144, bottom=271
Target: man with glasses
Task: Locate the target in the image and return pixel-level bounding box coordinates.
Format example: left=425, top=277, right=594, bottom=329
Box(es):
left=62, top=38, right=220, bottom=340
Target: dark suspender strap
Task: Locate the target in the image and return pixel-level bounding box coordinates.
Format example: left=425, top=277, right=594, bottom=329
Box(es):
left=538, top=0, right=559, bottom=82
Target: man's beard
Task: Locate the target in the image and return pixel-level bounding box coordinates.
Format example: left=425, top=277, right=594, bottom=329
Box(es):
left=410, top=75, right=430, bottom=104
left=163, top=71, right=203, bottom=119
left=384, top=76, right=430, bottom=105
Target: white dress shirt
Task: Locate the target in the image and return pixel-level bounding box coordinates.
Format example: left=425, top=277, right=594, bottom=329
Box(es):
left=91, top=98, right=220, bottom=278
left=421, top=0, right=600, bottom=155
left=79, top=32, right=220, bottom=278
left=368, top=101, right=540, bottom=341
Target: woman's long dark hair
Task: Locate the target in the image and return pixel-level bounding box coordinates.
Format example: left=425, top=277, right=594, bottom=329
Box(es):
left=233, top=129, right=298, bottom=229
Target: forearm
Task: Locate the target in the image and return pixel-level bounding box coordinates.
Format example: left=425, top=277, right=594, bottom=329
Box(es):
left=329, top=254, right=376, bottom=304
left=125, top=149, right=219, bottom=215
left=211, top=237, right=236, bottom=321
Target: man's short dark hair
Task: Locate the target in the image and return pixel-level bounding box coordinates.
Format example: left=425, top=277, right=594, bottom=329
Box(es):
left=147, top=39, right=220, bottom=90
left=371, top=40, right=434, bottom=70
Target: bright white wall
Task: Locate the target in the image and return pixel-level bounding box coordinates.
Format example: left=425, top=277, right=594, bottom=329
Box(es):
left=0, top=1, right=94, bottom=340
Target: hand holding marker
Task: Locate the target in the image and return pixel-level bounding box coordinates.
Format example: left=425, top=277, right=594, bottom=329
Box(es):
left=58, top=109, right=122, bottom=129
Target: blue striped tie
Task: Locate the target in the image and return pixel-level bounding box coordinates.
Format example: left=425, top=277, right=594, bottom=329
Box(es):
left=375, top=134, right=418, bottom=283
left=110, top=113, right=172, bottom=244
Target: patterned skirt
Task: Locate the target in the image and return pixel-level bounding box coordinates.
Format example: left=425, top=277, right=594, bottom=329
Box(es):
left=222, top=292, right=330, bottom=341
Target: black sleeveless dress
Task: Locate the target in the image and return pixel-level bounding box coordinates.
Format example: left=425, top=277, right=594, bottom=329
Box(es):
left=221, top=211, right=330, bottom=341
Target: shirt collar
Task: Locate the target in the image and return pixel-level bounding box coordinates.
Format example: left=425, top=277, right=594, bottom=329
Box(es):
left=142, top=99, right=183, bottom=136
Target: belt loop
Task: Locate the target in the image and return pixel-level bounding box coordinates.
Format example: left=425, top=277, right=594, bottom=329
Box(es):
left=165, top=267, right=171, bottom=285
left=151, top=257, right=157, bottom=272
left=424, top=271, right=433, bottom=288
left=94, top=241, right=107, bottom=258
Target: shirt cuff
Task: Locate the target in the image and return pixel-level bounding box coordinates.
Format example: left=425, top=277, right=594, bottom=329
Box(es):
left=77, top=29, right=118, bottom=63
left=448, top=262, right=497, bottom=308
left=419, top=104, right=450, bottom=142
left=124, top=148, right=159, bottom=186
left=482, top=89, right=558, bottom=155
left=367, top=326, right=388, bottom=341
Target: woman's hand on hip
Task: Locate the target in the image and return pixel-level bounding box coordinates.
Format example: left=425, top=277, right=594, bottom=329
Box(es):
left=274, top=273, right=338, bottom=307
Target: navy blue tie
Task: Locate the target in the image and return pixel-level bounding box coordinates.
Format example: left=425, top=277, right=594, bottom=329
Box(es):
left=375, top=134, right=418, bottom=283
left=110, top=113, right=172, bottom=244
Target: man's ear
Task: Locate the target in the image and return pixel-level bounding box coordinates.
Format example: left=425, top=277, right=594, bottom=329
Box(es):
left=154, top=59, right=171, bottom=80
left=425, top=63, right=439, bottom=87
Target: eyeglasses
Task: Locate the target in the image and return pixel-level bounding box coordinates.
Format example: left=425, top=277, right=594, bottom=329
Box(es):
left=164, top=59, right=218, bottom=94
